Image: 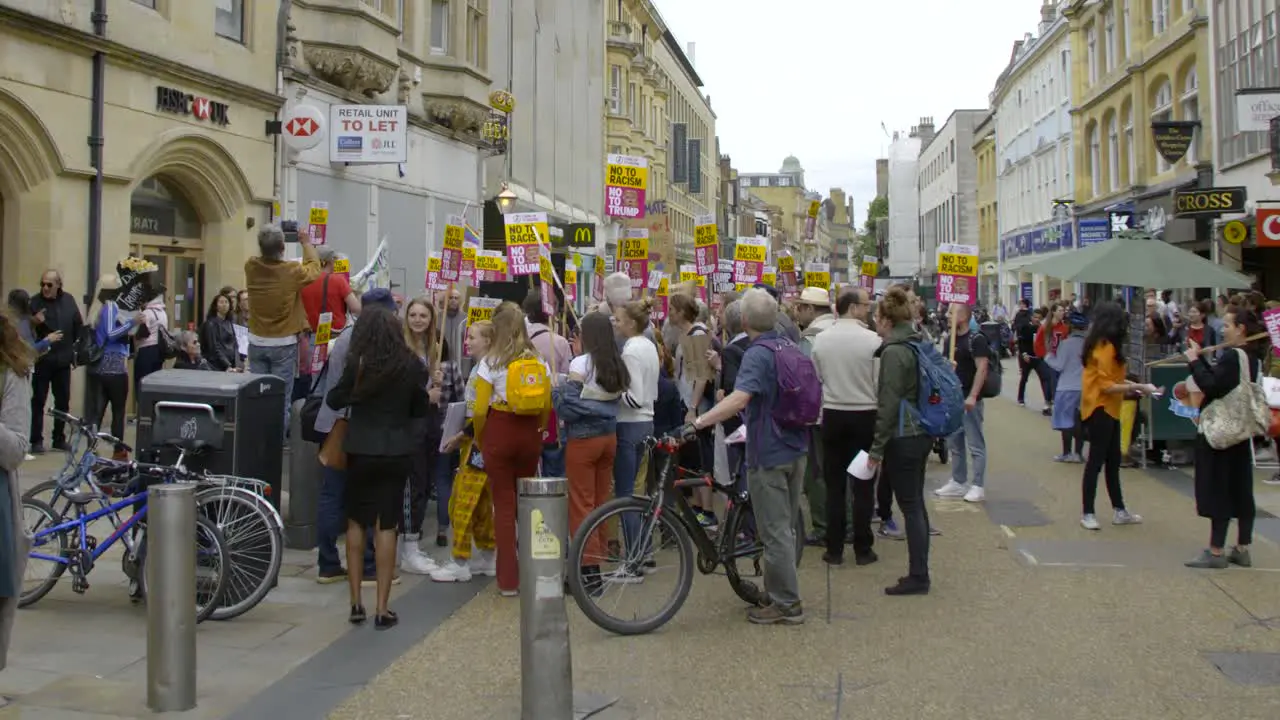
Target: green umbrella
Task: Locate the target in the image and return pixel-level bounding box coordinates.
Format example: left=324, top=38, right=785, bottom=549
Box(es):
left=1017, top=229, right=1252, bottom=289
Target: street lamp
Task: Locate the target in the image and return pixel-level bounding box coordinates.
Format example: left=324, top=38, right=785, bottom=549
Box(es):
left=496, top=184, right=517, bottom=212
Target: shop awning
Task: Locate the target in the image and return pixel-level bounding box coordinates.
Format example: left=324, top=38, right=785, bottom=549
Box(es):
left=1017, top=232, right=1252, bottom=289
left=1000, top=248, right=1076, bottom=273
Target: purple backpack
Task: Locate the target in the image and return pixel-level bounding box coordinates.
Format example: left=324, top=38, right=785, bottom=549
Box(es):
left=753, top=337, right=822, bottom=429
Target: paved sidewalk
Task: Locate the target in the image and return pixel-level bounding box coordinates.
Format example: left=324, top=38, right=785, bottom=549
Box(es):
left=0, top=435, right=480, bottom=719
left=330, top=371, right=1280, bottom=720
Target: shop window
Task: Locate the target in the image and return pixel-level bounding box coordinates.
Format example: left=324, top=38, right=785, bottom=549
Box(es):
left=131, top=176, right=203, bottom=240
left=215, top=0, right=244, bottom=43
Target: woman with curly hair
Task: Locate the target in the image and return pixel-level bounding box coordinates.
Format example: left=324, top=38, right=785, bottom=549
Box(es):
left=325, top=304, right=429, bottom=628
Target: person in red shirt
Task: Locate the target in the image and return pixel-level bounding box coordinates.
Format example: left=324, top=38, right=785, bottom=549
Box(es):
left=301, top=247, right=362, bottom=333
left=1031, top=307, right=1055, bottom=416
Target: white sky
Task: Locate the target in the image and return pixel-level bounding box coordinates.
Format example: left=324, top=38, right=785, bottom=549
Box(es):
left=658, top=0, right=1048, bottom=226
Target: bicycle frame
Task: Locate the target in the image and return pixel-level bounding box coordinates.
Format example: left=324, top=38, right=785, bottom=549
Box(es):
left=29, top=491, right=149, bottom=567
left=642, top=438, right=749, bottom=568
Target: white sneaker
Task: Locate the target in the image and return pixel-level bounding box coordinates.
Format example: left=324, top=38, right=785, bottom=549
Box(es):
left=1080, top=514, right=1101, bottom=531
left=962, top=485, right=985, bottom=503
left=934, top=480, right=968, bottom=498
left=470, top=550, right=497, bottom=577
left=398, top=542, right=439, bottom=575
left=23, top=453, right=35, bottom=462
left=1112, top=509, right=1143, bottom=525
left=429, top=560, right=472, bottom=583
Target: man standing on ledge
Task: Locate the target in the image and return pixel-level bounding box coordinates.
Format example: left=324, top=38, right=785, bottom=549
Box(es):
left=245, top=224, right=322, bottom=435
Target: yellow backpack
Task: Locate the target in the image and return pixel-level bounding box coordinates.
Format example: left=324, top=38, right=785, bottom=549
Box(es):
left=504, top=352, right=550, bottom=415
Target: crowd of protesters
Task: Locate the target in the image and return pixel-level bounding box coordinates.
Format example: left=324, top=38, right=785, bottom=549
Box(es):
left=4, top=222, right=1280, bottom=636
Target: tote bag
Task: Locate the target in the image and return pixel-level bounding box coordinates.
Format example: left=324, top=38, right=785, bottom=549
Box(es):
left=1200, top=349, right=1270, bottom=450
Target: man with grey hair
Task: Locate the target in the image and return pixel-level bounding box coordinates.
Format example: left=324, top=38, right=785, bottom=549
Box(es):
left=244, top=224, right=322, bottom=436
left=602, top=270, right=654, bottom=347
left=690, top=288, right=809, bottom=625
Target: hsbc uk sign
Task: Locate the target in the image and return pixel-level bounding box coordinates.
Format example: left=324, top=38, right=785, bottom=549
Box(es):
left=155, top=86, right=230, bottom=126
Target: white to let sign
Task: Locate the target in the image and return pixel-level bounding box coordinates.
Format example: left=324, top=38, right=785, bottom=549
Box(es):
left=329, top=105, right=408, bottom=163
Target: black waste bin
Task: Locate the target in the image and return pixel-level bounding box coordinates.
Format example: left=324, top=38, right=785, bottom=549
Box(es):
left=137, top=370, right=288, bottom=506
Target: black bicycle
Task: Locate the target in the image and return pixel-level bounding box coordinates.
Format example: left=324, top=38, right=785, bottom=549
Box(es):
left=566, top=431, right=804, bottom=635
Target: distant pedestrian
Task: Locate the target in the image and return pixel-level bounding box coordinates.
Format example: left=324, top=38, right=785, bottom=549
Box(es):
left=28, top=269, right=82, bottom=454
left=200, top=294, right=240, bottom=372
left=172, top=331, right=215, bottom=371
left=1045, top=312, right=1089, bottom=463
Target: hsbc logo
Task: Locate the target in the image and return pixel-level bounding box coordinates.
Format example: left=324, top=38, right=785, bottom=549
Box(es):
left=286, top=117, right=319, bottom=137
left=155, top=86, right=230, bottom=126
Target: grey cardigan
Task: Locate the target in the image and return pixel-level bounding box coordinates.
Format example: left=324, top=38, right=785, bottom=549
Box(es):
left=1045, top=331, right=1086, bottom=393
left=1, top=368, right=33, bottom=671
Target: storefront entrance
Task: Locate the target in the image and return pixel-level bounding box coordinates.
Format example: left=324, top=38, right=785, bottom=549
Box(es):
left=130, top=175, right=206, bottom=330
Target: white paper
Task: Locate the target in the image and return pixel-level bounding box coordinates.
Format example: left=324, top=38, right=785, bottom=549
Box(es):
left=725, top=425, right=747, bottom=445
left=438, top=402, right=467, bottom=452
left=234, top=324, right=248, bottom=356
left=1264, top=377, right=1280, bottom=410
left=848, top=451, right=876, bottom=481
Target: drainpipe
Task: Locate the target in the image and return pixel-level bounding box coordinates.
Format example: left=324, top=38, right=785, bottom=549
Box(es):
left=274, top=1, right=293, bottom=218
left=85, top=0, right=107, bottom=309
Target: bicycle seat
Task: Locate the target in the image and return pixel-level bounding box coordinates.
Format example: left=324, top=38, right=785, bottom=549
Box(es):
left=163, top=438, right=210, bottom=453
left=62, top=485, right=103, bottom=504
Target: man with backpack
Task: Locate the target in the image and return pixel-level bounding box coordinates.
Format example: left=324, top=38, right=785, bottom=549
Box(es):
left=936, top=303, right=991, bottom=503
left=689, top=288, right=818, bottom=625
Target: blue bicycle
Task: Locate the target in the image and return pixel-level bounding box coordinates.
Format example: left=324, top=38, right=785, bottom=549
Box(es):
left=20, top=419, right=230, bottom=622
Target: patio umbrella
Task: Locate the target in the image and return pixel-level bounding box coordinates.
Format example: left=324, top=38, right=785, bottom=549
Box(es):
left=1016, top=229, right=1252, bottom=289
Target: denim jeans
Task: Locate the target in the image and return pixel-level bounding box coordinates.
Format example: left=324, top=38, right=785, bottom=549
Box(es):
left=614, top=421, right=652, bottom=552
left=248, top=343, right=298, bottom=439
left=317, top=464, right=374, bottom=574
left=946, top=400, right=987, bottom=488
left=540, top=441, right=566, bottom=478
left=746, top=456, right=807, bottom=608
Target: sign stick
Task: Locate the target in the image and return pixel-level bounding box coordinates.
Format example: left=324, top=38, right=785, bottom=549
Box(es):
left=1145, top=333, right=1268, bottom=367
left=948, top=310, right=958, bottom=364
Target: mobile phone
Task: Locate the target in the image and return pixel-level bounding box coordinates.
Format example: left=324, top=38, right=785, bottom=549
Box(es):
left=281, top=219, right=299, bottom=243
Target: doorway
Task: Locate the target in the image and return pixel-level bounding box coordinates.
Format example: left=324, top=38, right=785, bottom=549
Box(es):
left=128, top=246, right=206, bottom=331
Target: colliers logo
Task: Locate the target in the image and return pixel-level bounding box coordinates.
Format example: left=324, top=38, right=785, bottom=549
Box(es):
left=155, top=87, right=230, bottom=126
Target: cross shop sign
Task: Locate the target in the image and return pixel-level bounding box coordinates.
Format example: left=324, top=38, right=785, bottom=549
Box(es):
left=155, top=86, right=230, bottom=126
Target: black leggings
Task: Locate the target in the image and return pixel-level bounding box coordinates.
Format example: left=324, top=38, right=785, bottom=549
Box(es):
left=88, top=372, right=129, bottom=443
left=1060, top=410, right=1084, bottom=456
left=1081, top=409, right=1125, bottom=515
left=1211, top=517, right=1255, bottom=549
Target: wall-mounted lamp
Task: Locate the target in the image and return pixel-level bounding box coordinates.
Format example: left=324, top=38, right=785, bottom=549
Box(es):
left=496, top=184, right=517, bottom=212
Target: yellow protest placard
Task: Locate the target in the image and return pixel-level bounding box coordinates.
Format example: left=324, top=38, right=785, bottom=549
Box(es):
left=733, top=242, right=766, bottom=263
left=467, top=298, right=501, bottom=325
left=539, top=254, right=554, bottom=283
left=308, top=204, right=329, bottom=226
left=807, top=200, right=821, bottom=218
left=694, top=223, right=718, bottom=248
left=463, top=245, right=477, bottom=262
left=861, top=255, right=878, bottom=277
left=565, top=267, right=577, bottom=284
left=443, top=223, right=465, bottom=251
left=937, top=252, right=977, bottom=276
left=427, top=256, right=442, bottom=273
left=315, top=312, right=333, bottom=346
left=594, top=256, right=605, bottom=276
left=761, top=271, right=777, bottom=287
left=606, top=161, right=649, bottom=190
left=734, top=282, right=749, bottom=292
left=475, top=254, right=504, bottom=272
left=803, top=262, right=830, bottom=289
left=778, top=256, right=796, bottom=274
left=620, top=234, right=649, bottom=260
left=332, top=258, right=350, bottom=274
left=503, top=212, right=548, bottom=246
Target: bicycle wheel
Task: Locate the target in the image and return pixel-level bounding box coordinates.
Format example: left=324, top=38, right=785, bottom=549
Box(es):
left=567, top=496, right=694, bottom=636
left=138, top=514, right=230, bottom=624
left=19, top=498, right=68, bottom=607
left=196, top=488, right=283, bottom=620
left=721, top=499, right=806, bottom=607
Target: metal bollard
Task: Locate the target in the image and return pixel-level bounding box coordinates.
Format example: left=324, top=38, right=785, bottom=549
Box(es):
left=285, top=399, right=320, bottom=549
left=146, top=482, right=198, bottom=713
left=517, top=476, right=573, bottom=719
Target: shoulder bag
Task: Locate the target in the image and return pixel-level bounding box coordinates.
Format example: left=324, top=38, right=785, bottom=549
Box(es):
left=299, top=274, right=333, bottom=443
left=1200, top=349, right=1270, bottom=450
left=318, top=358, right=359, bottom=470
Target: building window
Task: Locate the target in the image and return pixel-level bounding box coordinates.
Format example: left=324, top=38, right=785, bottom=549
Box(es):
left=1086, top=25, right=1098, bottom=84
left=1152, top=0, right=1169, bottom=35
left=1181, top=0, right=1194, bottom=16
left=1151, top=79, right=1173, bottom=173
left=1107, top=113, right=1120, bottom=191
left=466, top=0, right=487, bottom=69
left=430, top=0, right=450, bottom=55
left=1104, top=8, right=1116, bottom=72
left=132, top=0, right=157, bottom=7
left=1123, top=104, right=1135, bottom=185
left=608, top=65, right=622, bottom=114
left=215, top=0, right=244, bottom=42
left=1122, top=0, right=1131, bottom=59
left=1180, top=68, right=1198, bottom=164
left=627, top=82, right=637, bottom=123
left=1088, top=123, right=1100, bottom=198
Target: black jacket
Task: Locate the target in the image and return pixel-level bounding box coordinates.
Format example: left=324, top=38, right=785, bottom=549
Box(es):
left=718, top=334, right=751, bottom=433
left=30, top=290, right=83, bottom=369
left=200, top=316, right=239, bottom=372
left=325, top=359, right=428, bottom=457
left=1016, top=322, right=1037, bottom=357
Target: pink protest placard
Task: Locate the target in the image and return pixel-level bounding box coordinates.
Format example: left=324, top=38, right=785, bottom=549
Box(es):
left=1264, top=308, right=1280, bottom=357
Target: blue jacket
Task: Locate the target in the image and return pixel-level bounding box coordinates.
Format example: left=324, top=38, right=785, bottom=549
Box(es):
left=94, top=302, right=134, bottom=357
left=16, top=316, right=52, bottom=355
left=1045, top=330, right=1086, bottom=393
left=552, top=381, right=619, bottom=440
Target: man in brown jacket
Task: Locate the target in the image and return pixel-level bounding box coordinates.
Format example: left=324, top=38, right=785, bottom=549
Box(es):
left=245, top=224, right=322, bottom=434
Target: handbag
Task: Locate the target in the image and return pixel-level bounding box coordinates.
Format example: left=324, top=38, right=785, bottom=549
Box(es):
left=1200, top=349, right=1270, bottom=450
left=318, top=358, right=360, bottom=470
